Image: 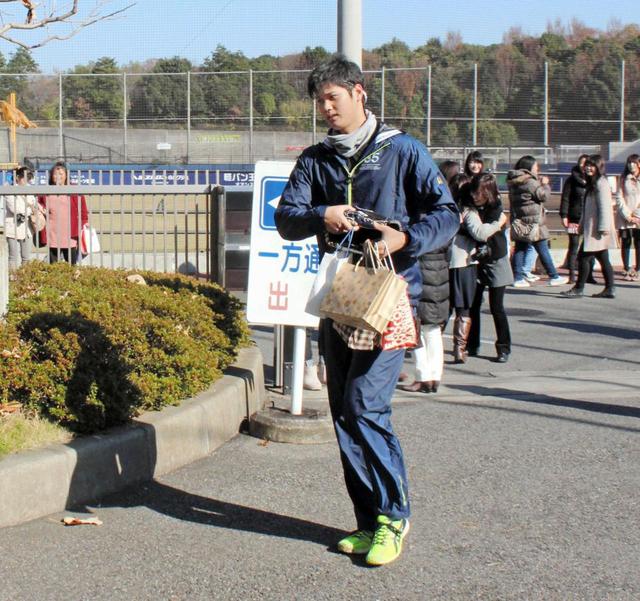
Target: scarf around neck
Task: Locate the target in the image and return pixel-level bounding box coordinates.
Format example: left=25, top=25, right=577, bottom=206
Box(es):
left=324, top=110, right=377, bottom=158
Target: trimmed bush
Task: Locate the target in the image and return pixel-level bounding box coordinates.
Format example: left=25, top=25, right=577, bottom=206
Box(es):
left=0, top=262, right=250, bottom=433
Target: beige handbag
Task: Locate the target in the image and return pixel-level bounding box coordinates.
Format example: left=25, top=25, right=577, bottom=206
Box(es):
left=29, top=203, right=46, bottom=233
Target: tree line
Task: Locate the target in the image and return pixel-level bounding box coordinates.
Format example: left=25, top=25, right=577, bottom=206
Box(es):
left=1, top=21, right=639, bottom=147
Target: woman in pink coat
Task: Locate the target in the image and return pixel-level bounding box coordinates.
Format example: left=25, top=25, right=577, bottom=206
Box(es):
left=38, top=161, right=88, bottom=264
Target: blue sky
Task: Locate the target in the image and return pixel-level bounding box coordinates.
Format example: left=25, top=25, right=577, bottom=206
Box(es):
left=3, top=0, right=638, bottom=72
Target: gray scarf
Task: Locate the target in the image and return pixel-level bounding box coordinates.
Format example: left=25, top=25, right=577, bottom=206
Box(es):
left=324, top=110, right=378, bottom=158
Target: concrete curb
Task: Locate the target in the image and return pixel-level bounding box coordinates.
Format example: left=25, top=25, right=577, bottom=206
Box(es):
left=0, top=346, right=266, bottom=529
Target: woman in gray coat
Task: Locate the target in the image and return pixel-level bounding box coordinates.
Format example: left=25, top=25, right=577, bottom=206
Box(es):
left=464, top=174, right=513, bottom=363
left=563, top=155, right=618, bottom=298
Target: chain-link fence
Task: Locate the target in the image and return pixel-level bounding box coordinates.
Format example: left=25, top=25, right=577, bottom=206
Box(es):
left=1, top=60, right=636, bottom=165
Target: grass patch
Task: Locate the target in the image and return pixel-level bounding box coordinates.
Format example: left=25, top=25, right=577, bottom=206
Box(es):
left=0, top=412, right=73, bottom=459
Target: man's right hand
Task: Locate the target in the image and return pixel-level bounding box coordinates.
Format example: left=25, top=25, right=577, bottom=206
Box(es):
left=324, top=204, right=359, bottom=234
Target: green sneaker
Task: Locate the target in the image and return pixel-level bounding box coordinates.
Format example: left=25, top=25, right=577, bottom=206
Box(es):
left=336, top=529, right=374, bottom=555
left=365, top=515, right=410, bottom=566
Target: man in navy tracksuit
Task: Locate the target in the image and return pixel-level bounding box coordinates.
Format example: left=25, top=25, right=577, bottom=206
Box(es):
left=275, top=55, right=459, bottom=566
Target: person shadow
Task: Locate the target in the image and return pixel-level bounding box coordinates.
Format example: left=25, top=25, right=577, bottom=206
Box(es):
left=19, top=312, right=342, bottom=549
left=93, top=478, right=345, bottom=550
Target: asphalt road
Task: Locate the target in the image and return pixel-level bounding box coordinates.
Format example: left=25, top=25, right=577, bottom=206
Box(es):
left=1, top=273, right=639, bottom=601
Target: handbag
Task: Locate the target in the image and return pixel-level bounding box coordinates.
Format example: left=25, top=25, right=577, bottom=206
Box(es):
left=28, top=203, right=46, bottom=233
left=320, top=240, right=408, bottom=334
left=380, top=291, right=417, bottom=351
left=80, top=224, right=101, bottom=254
left=305, top=231, right=353, bottom=317
left=510, top=218, right=540, bottom=243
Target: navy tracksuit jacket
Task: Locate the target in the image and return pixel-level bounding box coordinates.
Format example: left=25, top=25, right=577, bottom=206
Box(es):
left=275, top=123, right=459, bottom=529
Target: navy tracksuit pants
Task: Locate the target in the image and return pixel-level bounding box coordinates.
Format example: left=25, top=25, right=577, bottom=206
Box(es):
left=321, top=319, right=411, bottom=531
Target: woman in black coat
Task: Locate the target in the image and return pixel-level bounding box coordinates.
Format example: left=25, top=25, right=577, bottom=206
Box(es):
left=560, top=154, right=590, bottom=282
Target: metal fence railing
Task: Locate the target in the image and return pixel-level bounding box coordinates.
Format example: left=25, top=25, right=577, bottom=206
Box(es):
left=0, top=185, right=251, bottom=287
left=1, top=60, right=636, bottom=165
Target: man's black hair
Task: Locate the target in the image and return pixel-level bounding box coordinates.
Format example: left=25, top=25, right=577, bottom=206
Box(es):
left=307, top=54, right=364, bottom=98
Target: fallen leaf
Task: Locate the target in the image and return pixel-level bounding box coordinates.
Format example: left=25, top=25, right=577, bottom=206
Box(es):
left=0, top=401, right=21, bottom=415
left=62, top=516, right=103, bottom=527
left=1, top=349, right=21, bottom=359
left=258, top=439, right=269, bottom=447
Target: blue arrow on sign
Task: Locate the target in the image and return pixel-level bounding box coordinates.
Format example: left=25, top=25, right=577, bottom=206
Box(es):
left=260, top=176, right=288, bottom=230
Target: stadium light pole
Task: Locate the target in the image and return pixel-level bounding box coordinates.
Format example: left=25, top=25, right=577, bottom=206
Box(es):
left=290, top=1, right=363, bottom=416
left=337, top=0, right=362, bottom=67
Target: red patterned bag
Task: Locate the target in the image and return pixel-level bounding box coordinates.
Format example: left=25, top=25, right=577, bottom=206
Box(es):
left=380, top=292, right=417, bottom=351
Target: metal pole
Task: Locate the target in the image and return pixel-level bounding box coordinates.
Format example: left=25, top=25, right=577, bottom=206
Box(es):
left=273, top=325, right=284, bottom=388
left=472, top=63, right=478, bottom=147
left=187, top=71, right=191, bottom=162
left=620, top=59, right=626, bottom=143
left=123, top=73, right=128, bottom=163
left=312, top=98, right=317, bottom=145
left=426, top=65, right=432, bottom=147
left=337, top=0, right=362, bottom=66
left=249, top=69, right=254, bottom=162
left=210, top=185, right=226, bottom=287
left=380, top=66, right=385, bottom=122
left=290, top=326, right=306, bottom=415
left=58, top=73, right=63, bottom=158
left=544, top=62, right=549, bottom=158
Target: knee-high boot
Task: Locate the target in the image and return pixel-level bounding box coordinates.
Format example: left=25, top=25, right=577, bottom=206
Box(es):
left=453, top=316, right=472, bottom=364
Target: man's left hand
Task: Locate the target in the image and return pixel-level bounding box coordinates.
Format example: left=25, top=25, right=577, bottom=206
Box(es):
left=373, top=223, right=408, bottom=258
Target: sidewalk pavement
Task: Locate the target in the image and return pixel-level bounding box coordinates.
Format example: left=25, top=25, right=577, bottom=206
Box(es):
left=0, top=346, right=265, bottom=529
left=0, top=273, right=639, bottom=599
left=1, top=361, right=639, bottom=599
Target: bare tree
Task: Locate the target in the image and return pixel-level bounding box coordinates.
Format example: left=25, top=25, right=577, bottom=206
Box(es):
left=0, top=0, right=135, bottom=49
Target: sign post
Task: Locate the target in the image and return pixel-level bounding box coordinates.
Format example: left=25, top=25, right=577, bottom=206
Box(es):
left=246, top=161, right=320, bottom=416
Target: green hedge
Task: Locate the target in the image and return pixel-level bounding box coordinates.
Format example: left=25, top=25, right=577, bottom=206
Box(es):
left=0, top=263, right=250, bottom=433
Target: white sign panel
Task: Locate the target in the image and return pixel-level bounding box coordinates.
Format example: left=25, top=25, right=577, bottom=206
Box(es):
left=246, top=161, right=320, bottom=327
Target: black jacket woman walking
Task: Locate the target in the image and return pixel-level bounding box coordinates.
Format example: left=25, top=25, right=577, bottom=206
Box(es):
left=560, top=154, right=589, bottom=282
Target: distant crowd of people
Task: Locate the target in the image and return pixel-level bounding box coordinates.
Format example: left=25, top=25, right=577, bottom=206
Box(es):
left=398, top=149, right=640, bottom=394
